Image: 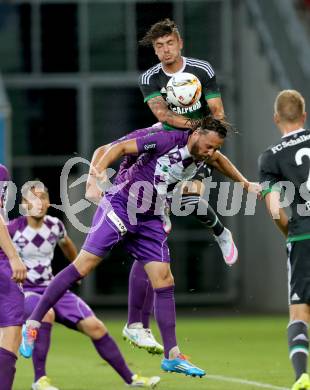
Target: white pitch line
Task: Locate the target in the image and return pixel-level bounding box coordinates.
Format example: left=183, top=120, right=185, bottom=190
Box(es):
left=207, top=374, right=290, bottom=390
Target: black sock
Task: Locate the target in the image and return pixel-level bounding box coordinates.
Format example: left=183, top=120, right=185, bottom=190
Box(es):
left=181, top=195, right=224, bottom=236
left=288, top=320, right=309, bottom=380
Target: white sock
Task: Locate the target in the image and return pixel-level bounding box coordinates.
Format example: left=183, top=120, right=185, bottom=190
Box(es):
left=128, top=322, right=143, bottom=329
left=26, top=320, right=41, bottom=329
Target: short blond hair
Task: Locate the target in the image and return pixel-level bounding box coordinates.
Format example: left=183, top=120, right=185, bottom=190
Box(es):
left=274, top=89, right=305, bottom=123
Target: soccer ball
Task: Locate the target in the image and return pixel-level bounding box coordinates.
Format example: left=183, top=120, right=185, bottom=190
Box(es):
left=166, top=72, right=202, bottom=108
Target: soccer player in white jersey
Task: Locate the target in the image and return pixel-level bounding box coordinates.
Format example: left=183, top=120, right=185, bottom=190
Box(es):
left=16, top=181, right=160, bottom=389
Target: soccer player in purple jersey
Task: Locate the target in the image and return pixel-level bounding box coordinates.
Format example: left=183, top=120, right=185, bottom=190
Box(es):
left=18, top=181, right=160, bottom=389
left=21, top=117, right=259, bottom=379
left=88, top=125, right=260, bottom=354
left=0, top=164, right=27, bottom=390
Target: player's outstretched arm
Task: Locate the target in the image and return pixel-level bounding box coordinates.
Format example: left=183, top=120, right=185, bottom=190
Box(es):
left=147, top=95, right=191, bottom=129
left=210, top=151, right=261, bottom=195
left=264, top=192, right=289, bottom=237
left=58, top=235, right=78, bottom=262
left=0, top=215, right=27, bottom=282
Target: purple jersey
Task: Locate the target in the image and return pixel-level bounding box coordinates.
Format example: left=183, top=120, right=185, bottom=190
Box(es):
left=106, top=128, right=205, bottom=214
left=8, top=215, right=66, bottom=289
left=113, top=126, right=161, bottom=185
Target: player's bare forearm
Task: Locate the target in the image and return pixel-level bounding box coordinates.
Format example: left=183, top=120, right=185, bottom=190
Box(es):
left=147, top=96, right=190, bottom=129
left=59, top=236, right=78, bottom=262
left=210, top=152, right=249, bottom=188
left=264, top=192, right=289, bottom=237
left=94, top=140, right=138, bottom=179
left=274, top=212, right=289, bottom=237
left=210, top=152, right=261, bottom=195
left=86, top=144, right=111, bottom=199
left=89, top=144, right=110, bottom=175
left=207, top=97, right=225, bottom=120
left=86, top=140, right=137, bottom=200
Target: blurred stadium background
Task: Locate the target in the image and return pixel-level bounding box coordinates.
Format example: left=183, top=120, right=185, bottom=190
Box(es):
left=1, top=0, right=310, bottom=332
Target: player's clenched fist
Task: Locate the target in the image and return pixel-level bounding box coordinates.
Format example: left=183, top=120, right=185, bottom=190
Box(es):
left=9, top=256, right=27, bottom=283
left=245, top=181, right=262, bottom=198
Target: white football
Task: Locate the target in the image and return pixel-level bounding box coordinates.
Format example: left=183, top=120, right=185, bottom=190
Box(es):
left=166, top=72, right=202, bottom=108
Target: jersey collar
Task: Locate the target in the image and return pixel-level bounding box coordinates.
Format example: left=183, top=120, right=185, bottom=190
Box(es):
left=161, top=57, right=187, bottom=76
left=180, top=145, right=191, bottom=159
left=282, top=128, right=305, bottom=138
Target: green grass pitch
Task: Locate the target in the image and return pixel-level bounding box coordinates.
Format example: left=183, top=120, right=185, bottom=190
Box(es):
left=15, top=316, right=292, bottom=390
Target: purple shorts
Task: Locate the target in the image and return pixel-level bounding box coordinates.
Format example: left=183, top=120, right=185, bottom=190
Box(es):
left=0, top=260, right=24, bottom=327
left=83, top=195, right=170, bottom=263
left=24, top=289, right=94, bottom=330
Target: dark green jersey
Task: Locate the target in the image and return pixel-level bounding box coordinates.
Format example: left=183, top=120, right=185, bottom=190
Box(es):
left=258, top=128, right=310, bottom=241
left=139, top=56, right=221, bottom=130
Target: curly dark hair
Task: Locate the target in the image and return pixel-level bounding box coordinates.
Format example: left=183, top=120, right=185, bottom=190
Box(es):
left=139, top=18, right=180, bottom=46
left=188, top=116, right=235, bottom=138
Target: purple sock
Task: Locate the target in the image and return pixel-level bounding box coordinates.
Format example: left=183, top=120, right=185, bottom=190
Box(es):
left=30, top=264, right=81, bottom=322
left=154, top=286, right=177, bottom=358
left=0, top=347, right=17, bottom=390
left=127, top=261, right=150, bottom=326
left=142, top=283, right=154, bottom=329
left=33, top=322, right=52, bottom=382
left=92, top=333, right=133, bottom=384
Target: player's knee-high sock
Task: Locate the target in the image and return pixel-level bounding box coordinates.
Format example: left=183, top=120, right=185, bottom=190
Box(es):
left=0, top=347, right=17, bottom=390
left=92, top=333, right=133, bottom=384
left=127, top=261, right=151, bottom=327
left=154, top=286, right=177, bottom=358
left=32, top=322, right=52, bottom=381
left=181, top=195, right=224, bottom=236
left=288, top=320, right=309, bottom=379
left=141, top=282, right=154, bottom=329
left=30, top=264, right=81, bottom=323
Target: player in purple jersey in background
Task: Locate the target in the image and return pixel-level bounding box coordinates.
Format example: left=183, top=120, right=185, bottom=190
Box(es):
left=0, top=164, right=27, bottom=390
left=20, top=117, right=260, bottom=380
left=18, top=181, right=160, bottom=389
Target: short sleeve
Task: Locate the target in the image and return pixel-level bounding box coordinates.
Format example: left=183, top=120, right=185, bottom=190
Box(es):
left=204, top=76, right=221, bottom=100
left=258, top=151, right=282, bottom=198
left=139, top=72, right=162, bottom=103
left=136, top=131, right=182, bottom=155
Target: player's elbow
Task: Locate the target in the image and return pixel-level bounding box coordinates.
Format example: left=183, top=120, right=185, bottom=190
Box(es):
left=213, top=110, right=225, bottom=120
left=116, top=143, right=128, bottom=157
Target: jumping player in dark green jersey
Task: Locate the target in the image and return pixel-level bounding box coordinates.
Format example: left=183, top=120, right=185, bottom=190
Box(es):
left=139, top=18, right=224, bottom=130
left=259, top=90, right=310, bottom=390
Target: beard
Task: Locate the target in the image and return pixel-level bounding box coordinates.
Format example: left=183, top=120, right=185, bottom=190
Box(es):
left=189, top=140, right=204, bottom=161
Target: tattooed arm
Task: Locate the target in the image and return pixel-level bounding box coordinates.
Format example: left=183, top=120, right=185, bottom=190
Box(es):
left=147, top=95, right=191, bottom=129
